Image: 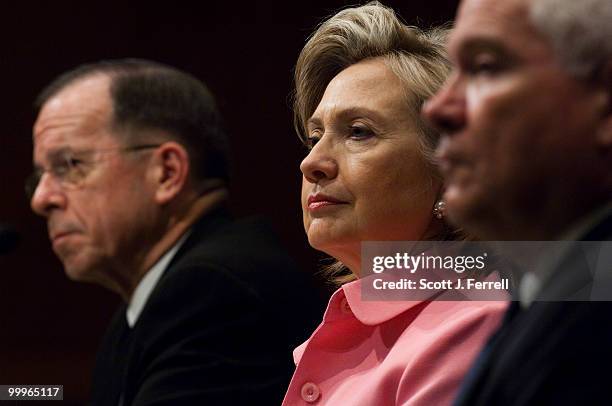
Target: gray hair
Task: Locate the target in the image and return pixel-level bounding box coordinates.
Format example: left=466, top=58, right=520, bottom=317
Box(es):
left=529, top=0, right=612, bottom=79
left=37, top=59, right=231, bottom=183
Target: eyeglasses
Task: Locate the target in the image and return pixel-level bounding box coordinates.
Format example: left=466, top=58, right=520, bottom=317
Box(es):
left=25, top=144, right=161, bottom=201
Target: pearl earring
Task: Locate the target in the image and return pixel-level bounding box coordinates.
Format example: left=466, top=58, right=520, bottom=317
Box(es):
left=433, top=200, right=446, bottom=219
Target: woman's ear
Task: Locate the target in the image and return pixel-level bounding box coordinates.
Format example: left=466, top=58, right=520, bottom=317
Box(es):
left=149, top=142, right=190, bottom=205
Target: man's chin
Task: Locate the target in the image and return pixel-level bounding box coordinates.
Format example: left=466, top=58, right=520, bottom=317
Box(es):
left=444, top=184, right=493, bottom=236
left=63, top=264, right=94, bottom=282
left=60, top=255, right=99, bottom=283
left=444, top=183, right=470, bottom=220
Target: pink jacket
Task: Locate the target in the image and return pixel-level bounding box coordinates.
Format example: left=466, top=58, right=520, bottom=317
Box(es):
left=282, top=278, right=506, bottom=405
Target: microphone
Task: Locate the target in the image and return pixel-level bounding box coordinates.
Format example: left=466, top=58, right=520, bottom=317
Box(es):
left=0, top=224, right=19, bottom=254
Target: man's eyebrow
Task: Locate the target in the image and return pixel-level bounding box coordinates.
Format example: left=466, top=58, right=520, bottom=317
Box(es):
left=33, top=147, right=71, bottom=167
left=453, top=37, right=513, bottom=59
left=47, top=147, right=73, bottom=158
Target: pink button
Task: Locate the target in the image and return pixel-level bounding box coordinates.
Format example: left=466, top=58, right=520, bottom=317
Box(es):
left=300, top=382, right=321, bottom=403
left=340, top=297, right=352, bottom=314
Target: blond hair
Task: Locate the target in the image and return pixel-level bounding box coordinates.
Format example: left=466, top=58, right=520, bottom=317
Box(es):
left=293, top=2, right=457, bottom=285
left=294, top=2, right=450, bottom=183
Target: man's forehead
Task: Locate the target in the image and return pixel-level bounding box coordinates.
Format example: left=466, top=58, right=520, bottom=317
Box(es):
left=450, top=0, right=534, bottom=53
left=458, top=0, right=529, bottom=18
left=33, top=75, right=113, bottom=141
left=41, top=75, right=111, bottom=115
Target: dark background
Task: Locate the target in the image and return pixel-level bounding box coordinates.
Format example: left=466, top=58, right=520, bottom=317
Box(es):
left=0, top=1, right=458, bottom=403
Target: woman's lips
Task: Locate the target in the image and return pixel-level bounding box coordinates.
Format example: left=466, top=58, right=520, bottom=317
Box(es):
left=307, top=193, right=348, bottom=211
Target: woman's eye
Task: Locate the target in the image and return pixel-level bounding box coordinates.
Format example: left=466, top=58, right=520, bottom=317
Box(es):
left=349, top=125, right=374, bottom=139
left=306, top=134, right=321, bottom=149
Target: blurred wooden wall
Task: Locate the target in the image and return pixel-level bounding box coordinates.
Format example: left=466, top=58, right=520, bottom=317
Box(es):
left=0, top=1, right=458, bottom=403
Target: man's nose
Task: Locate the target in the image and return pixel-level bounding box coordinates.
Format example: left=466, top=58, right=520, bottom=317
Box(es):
left=422, top=74, right=467, bottom=135
left=30, top=173, right=67, bottom=217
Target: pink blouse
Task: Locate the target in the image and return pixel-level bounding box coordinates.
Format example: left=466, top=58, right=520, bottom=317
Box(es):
left=282, top=278, right=506, bottom=405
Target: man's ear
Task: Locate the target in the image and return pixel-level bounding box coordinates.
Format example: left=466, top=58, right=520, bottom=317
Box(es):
left=150, top=142, right=190, bottom=205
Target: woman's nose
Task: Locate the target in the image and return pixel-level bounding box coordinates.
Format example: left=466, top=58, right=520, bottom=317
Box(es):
left=300, top=135, right=339, bottom=183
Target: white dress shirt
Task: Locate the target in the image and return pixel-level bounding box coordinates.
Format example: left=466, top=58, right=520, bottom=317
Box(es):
left=126, top=232, right=190, bottom=327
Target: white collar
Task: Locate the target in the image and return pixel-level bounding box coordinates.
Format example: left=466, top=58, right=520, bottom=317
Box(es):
left=519, top=202, right=612, bottom=308
left=126, top=232, right=190, bottom=327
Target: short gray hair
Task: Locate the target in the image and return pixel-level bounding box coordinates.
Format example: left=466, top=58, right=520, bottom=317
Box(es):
left=529, top=0, right=612, bottom=79
left=37, top=59, right=231, bottom=183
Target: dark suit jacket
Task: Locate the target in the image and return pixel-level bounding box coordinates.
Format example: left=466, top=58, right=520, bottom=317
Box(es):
left=454, top=211, right=612, bottom=406
left=91, top=208, right=325, bottom=406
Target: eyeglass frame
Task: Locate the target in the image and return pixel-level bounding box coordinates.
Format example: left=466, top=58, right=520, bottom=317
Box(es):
left=25, top=143, right=162, bottom=201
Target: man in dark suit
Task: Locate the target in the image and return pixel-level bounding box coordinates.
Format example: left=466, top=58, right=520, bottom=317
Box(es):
left=28, top=59, right=323, bottom=405
left=423, top=0, right=612, bottom=404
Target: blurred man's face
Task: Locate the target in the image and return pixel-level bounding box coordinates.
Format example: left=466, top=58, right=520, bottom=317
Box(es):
left=30, top=75, right=158, bottom=289
left=423, top=0, right=610, bottom=239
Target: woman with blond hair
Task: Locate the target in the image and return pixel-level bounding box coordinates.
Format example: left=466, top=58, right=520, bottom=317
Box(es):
left=282, top=3, right=506, bottom=405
